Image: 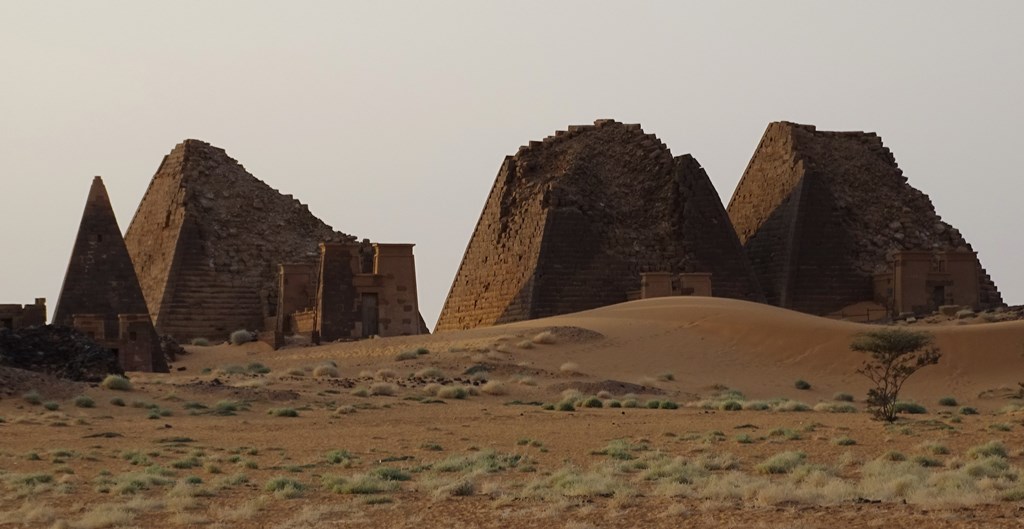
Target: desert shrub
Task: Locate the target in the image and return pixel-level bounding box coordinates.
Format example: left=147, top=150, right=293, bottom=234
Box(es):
left=101, top=375, right=133, bottom=391
left=813, top=401, right=857, bottom=413
left=532, top=331, right=556, bottom=345
left=323, top=474, right=399, bottom=495
left=607, top=400, right=622, bottom=408
left=959, top=406, right=979, bottom=415
left=742, top=400, right=771, bottom=411
left=735, top=434, right=754, bottom=444
left=719, top=400, right=742, bottom=411
left=264, top=477, right=305, bottom=498
left=267, top=408, right=298, bottom=417
left=73, top=395, right=95, bottom=408
left=190, top=338, right=210, bottom=346
left=312, top=364, right=340, bottom=378
left=656, top=372, right=675, bottom=382
left=833, top=392, right=855, bottom=402
left=351, top=387, right=370, bottom=397
left=660, top=401, right=679, bottom=409
left=481, top=380, right=507, bottom=396
left=580, top=396, right=603, bottom=408
left=833, top=436, right=856, bottom=446
left=43, top=401, right=59, bottom=411
left=109, top=397, right=125, bottom=407
left=912, top=455, right=943, bottom=467
left=918, top=441, right=950, bottom=455
left=375, top=368, right=397, bottom=380
left=990, top=422, right=1012, bottom=432
left=556, top=401, right=575, bottom=412
left=246, top=362, right=270, bottom=375
left=559, top=362, right=580, bottom=374
left=773, top=400, right=811, bottom=412
left=326, top=450, right=354, bottom=465
left=437, top=386, right=468, bottom=400
left=229, top=330, right=256, bottom=345
left=394, top=350, right=419, bottom=361
left=516, top=340, right=534, bottom=349
left=21, top=390, right=42, bottom=405
left=851, top=328, right=940, bottom=422
left=286, top=368, right=306, bottom=377
left=333, top=405, right=356, bottom=415
left=756, top=451, right=806, bottom=474
left=645, top=400, right=662, bottom=409
left=967, top=441, right=1007, bottom=459
left=938, top=396, right=958, bottom=407
left=794, top=379, right=811, bottom=390
left=622, top=399, right=639, bottom=408
left=213, top=400, right=244, bottom=415
left=370, top=383, right=398, bottom=396
left=415, top=367, right=444, bottom=379
left=894, top=402, right=927, bottom=415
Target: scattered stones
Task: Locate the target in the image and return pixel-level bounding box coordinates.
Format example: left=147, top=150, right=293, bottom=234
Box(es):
left=0, top=325, right=123, bottom=382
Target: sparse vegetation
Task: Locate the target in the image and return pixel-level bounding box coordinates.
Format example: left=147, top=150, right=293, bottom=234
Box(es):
left=794, top=379, right=811, bottom=390
left=230, top=329, right=256, bottom=345
left=559, top=362, right=580, bottom=374
left=656, top=372, right=675, bottom=382
left=312, top=364, right=340, bottom=377
left=73, top=395, right=95, bottom=408
left=43, top=401, right=59, bottom=411
left=852, top=328, right=941, bottom=422
left=756, top=451, right=806, bottom=474
left=267, top=407, right=299, bottom=417
left=369, top=382, right=398, bottom=396
left=480, top=380, right=507, bottom=395
left=833, top=392, right=855, bottom=402
left=190, top=337, right=210, bottom=346
left=532, top=331, right=557, bottom=344
left=23, top=390, right=42, bottom=405
left=938, top=396, right=958, bottom=406
left=437, top=386, right=469, bottom=399
left=893, top=402, right=927, bottom=415
left=101, top=375, right=133, bottom=391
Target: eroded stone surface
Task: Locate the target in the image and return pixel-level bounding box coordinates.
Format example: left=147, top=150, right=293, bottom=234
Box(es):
left=437, top=119, right=762, bottom=332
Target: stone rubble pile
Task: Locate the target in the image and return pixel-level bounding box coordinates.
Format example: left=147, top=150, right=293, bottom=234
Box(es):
left=0, top=325, right=123, bottom=382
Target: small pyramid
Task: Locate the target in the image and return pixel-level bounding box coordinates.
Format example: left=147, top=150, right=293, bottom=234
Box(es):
left=727, top=121, right=1002, bottom=315
left=124, top=140, right=352, bottom=341
left=53, top=177, right=167, bottom=372
left=436, top=120, right=762, bottom=332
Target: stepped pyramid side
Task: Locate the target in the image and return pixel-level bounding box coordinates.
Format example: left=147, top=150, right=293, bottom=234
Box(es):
left=53, top=177, right=152, bottom=327
left=436, top=119, right=762, bottom=332
left=727, top=121, right=1002, bottom=315
left=125, top=140, right=350, bottom=341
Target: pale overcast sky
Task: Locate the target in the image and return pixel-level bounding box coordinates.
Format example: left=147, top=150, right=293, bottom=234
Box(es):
left=1, top=1, right=1021, bottom=328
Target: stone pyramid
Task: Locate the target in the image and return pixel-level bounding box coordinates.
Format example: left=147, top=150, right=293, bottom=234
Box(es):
left=436, top=119, right=763, bottom=332
left=53, top=176, right=167, bottom=372
left=54, top=176, right=153, bottom=327
left=726, top=121, right=1002, bottom=315
left=124, top=140, right=351, bottom=341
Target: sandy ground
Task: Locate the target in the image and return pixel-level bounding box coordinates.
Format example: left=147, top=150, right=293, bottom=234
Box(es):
left=2, top=297, right=1024, bottom=528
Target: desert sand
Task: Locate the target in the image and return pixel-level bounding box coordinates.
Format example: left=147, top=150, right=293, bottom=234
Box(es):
left=3, top=297, right=1024, bottom=528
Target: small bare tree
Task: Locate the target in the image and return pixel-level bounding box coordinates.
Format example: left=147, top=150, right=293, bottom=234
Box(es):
left=851, top=328, right=941, bottom=422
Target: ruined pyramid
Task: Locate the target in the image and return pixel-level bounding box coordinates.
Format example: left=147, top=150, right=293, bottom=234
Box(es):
left=436, top=119, right=764, bottom=332
left=54, top=176, right=168, bottom=373
left=124, top=140, right=352, bottom=341
left=726, top=121, right=1002, bottom=315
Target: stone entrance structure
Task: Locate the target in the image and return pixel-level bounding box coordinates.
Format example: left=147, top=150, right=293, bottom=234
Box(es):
left=266, top=241, right=425, bottom=346
left=874, top=250, right=982, bottom=316
left=0, top=298, right=47, bottom=331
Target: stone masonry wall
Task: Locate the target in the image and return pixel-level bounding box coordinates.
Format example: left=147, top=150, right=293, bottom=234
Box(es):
left=436, top=119, right=763, bottom=331
left=727, top=121, right=1003, bottom=315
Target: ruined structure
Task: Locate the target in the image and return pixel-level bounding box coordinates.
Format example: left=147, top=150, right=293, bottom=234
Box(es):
left=125, top=139, right=427, bottom=343
left=874, top=251, right=982, bottom=316
left=727, top=121, right=1002, bottom=316
left=436, top=119, right=763, bottom=332
left=266, top=241, right=425, bottom=346
left=0, top=298, right=46, bottom=331
left=124, top=140, right=350, bottom=341
left=53, top=177, right=166, bottom=372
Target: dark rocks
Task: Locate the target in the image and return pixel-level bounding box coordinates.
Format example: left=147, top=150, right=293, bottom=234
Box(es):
left=0, top=325, right=123, bottom=382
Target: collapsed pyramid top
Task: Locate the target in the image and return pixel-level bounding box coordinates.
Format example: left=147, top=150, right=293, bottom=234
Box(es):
left=125, top=139, right=352, bottom=340
left=53, top=176, right=152, bottom=328
left=436, top=119, right=762, bottom=331
left=727, top=121, right=1002, bottom=314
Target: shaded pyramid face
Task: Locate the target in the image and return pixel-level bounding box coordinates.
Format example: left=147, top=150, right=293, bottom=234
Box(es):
left=53, top=177, right=152, bottom=328
left=436, top=119, right=763, bottom=332
left=124, top=140, right=350, bottom=341
left=727, top=121, right=1002, bottom=315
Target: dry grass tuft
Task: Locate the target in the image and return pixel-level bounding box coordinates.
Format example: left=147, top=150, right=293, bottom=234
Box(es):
left=532, top=331, right=557, bottom=345
left=559, top=362, right=581, bottom=374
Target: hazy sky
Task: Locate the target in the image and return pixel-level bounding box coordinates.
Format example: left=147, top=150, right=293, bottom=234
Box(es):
left=2, top=1, right=1021, bottom=328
